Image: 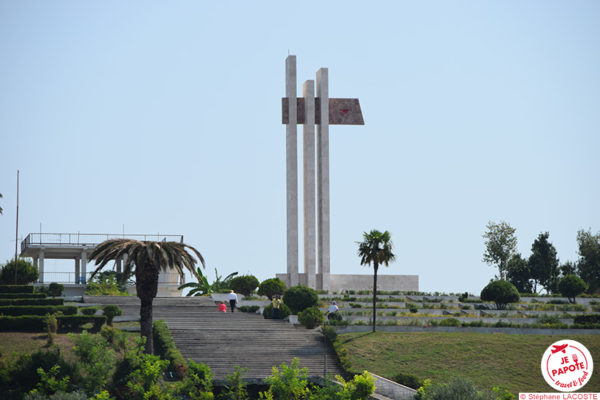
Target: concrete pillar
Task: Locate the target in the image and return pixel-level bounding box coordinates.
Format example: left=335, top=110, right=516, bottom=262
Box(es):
left=316, top=68, right=330, bottom=291
left=74, top=257, right=80, bottom=284
left=81, top=250, right=87, bottom=284
left=38, top=249, right=45, bottom=284
left=286, top=55, right=299, bottom=287
left=303, top=80, right=316, bottom=289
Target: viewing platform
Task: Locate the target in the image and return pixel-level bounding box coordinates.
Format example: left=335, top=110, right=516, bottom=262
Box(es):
left=20, top=232, right=187, bottom=297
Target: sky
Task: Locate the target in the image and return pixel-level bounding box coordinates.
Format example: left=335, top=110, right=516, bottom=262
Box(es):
left=1, top=1, right=599, bottom=294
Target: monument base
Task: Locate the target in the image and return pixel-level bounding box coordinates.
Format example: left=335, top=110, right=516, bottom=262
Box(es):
left=276, top=273, right=418, bottom=293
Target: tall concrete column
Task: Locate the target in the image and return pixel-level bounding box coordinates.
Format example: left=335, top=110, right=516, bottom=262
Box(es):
left=38, top=249, right=45, bottom=284
left=303, top=80, right=316, bottom=289
left=316, top=68, right=330, bottom=290
left=81, top=250, right=87, bottom=284
left=286, top=55, right=299, bottom=287
left=74, top=257, right=80, bottom=284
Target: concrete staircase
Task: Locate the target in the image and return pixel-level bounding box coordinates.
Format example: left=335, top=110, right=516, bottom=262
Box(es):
left=84, top=296, right=344, bottom=381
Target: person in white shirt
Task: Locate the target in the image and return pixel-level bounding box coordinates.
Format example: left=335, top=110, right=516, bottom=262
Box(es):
left=229, top=290, right=238, bottom=313
left=328, top=301, right=339, bottom=314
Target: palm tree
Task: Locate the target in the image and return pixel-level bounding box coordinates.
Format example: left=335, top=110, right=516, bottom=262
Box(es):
left=89, top=239, right=205, bottom=354
left=357, top=230, right=395, bottom=332
left=0, top=193, right=3, bottom=214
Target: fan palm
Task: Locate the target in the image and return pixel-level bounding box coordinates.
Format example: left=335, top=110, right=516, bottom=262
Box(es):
left=89, top=239, right=205, bottom=354
left=357, top=230, right=395, bottom=332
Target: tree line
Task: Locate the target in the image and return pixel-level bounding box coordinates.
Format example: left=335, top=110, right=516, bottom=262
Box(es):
left=483, top=221, right=600, bottom=295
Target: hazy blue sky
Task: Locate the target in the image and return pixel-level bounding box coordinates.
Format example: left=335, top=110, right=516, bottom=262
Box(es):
left=1, top=1, right=599, bottom=293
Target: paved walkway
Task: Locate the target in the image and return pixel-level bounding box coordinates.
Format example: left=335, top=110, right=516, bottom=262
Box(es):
left=85, top=296, right=343, bottom=381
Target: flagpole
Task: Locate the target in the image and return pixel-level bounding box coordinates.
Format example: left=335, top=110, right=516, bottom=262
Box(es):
left=14, top=170, right=19, bottom=284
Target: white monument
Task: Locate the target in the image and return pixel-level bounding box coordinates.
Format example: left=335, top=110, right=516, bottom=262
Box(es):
left=278, top=56, right=418, bottom=293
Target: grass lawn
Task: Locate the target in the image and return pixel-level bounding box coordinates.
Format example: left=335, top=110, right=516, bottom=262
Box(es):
left=0, top=332, right=77, bottom=361
left=338, top=331, right=600, bottom=394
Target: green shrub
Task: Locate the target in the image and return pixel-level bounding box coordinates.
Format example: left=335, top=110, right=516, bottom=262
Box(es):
left=407, top=303, right=419, bottom=313
left=537, top=314, right=561, bottom=325
left=0, top=292, right=46, bottom=299
left=0, top=305, right=77, bottom=316
left=45, top=313, right=58, bottom=345
left=229, top=275, right=259, bottom=296
left=239, top=305, right=260, bottom=313
left=559, top=275, right=588, bottom=304
left=257, top=278, right=286, bottom=300
left=48, top=283, right=64, bottom=297
left=0, top=298, right=61, bottom=305
left=393, top=372, right=423, bottom=390
left=574, top=314, right=600, bottom=325
left=8, top=348, right=77, bottom=396
left=0, top=284, right=35, bottom=294
left=0, top=260, right=39, bottom=285
left=102, top=305, right=122, bottom=326
left=439, top=318, right=461, bottom=327
left=153, top=320, right=186, bottom=379
left=322, top=325, right=337, bottom=342
left=263, top=303, right=291, bottom=319
left=80, top=307, right=98, bottom=316
left=480, top=280, right=520, bottom=310
left=283, top=285, right=318, bottom=314
left=57, top=315, right=106, bottom=333
left=415, top=377, right=512, bottom=400
left=0, top=315, right=46, bottom=331
left=328, top=311, right=343, bottom=321
left=298, top=306, right=324, bottom=329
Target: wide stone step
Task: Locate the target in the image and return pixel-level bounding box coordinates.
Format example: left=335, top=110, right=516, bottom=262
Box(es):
left=86, top=296, right=344, bottom=380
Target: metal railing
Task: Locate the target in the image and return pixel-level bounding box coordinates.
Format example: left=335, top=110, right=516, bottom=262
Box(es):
left=22, top=233, right=184, bottom=252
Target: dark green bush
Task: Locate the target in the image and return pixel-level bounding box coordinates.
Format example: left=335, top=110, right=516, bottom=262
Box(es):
left=407, top=303, right=419, bottom=313
left=328, top=311, right=343, bottom=321
left=480, top=280, right=520, bottom=310
left=48, top=282, right=64, bottom=297
left=239, top=305, right=260, bottom=313
left=0, top=298, right=62, bottom=306
left=559, top=275, right=588, bottom=304
left=283, top=285, right=318, bottom=314
left=229, top=275, right=260, bottom=296
left=0, top=260, right=39, bottom=285
left=0, top=305, right=77, bottom=316
left=103, top=305, right=122, bottom=326
left=0, top=284, right=35, bottom=294
left=322, top=325, right=337, bottom=342
left=574, top=314, right=600, bottom=324
left=153, top=320, right=186, bottom=379
left=0, top=292, right=45, bottom=299
left=263, top=303, right=291, bottom=319
left=257, top=278, right=286, bottom=300
left=7, top=348, right=78, bottom=396
left=392, top=372, right=423, bottom=390
left=80, top=307, right=98, bottom=316
left=0, top=315, right=46, bottom=331
left=438, top=318, right=461, bottom=327
left=474, top=304, right=489, bottom=310
left=57, top=315, right=106, bottom=333
left=298, top=306, right=324, bottom=329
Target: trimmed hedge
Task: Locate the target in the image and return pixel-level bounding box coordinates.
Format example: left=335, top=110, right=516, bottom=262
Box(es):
left=80, top=306, right=99, bottom=315
left=0, top=315, right=105, bottom=332
left=0, top=285, right=35, bottom=294
left=57, top=315, right=105, bottom=332
left=0, top=293, right=46, bottom=299
left=574, top=314, right=600, bottom=325
left=0, top=315, right=106, bottom=333
left=263, top=303, right=291, bottom=319
left=0, top=298, right=63, bottom=306
left=0, top=315, right=45, bottom=331
left=0, top=305, right=77, bottom=316
left=154, top=320, right=186, bottom=379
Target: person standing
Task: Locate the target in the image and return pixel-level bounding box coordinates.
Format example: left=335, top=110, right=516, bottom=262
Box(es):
left=229, top=290, right=238, bottom=313
left=272, top=295, right=282, bottom=319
